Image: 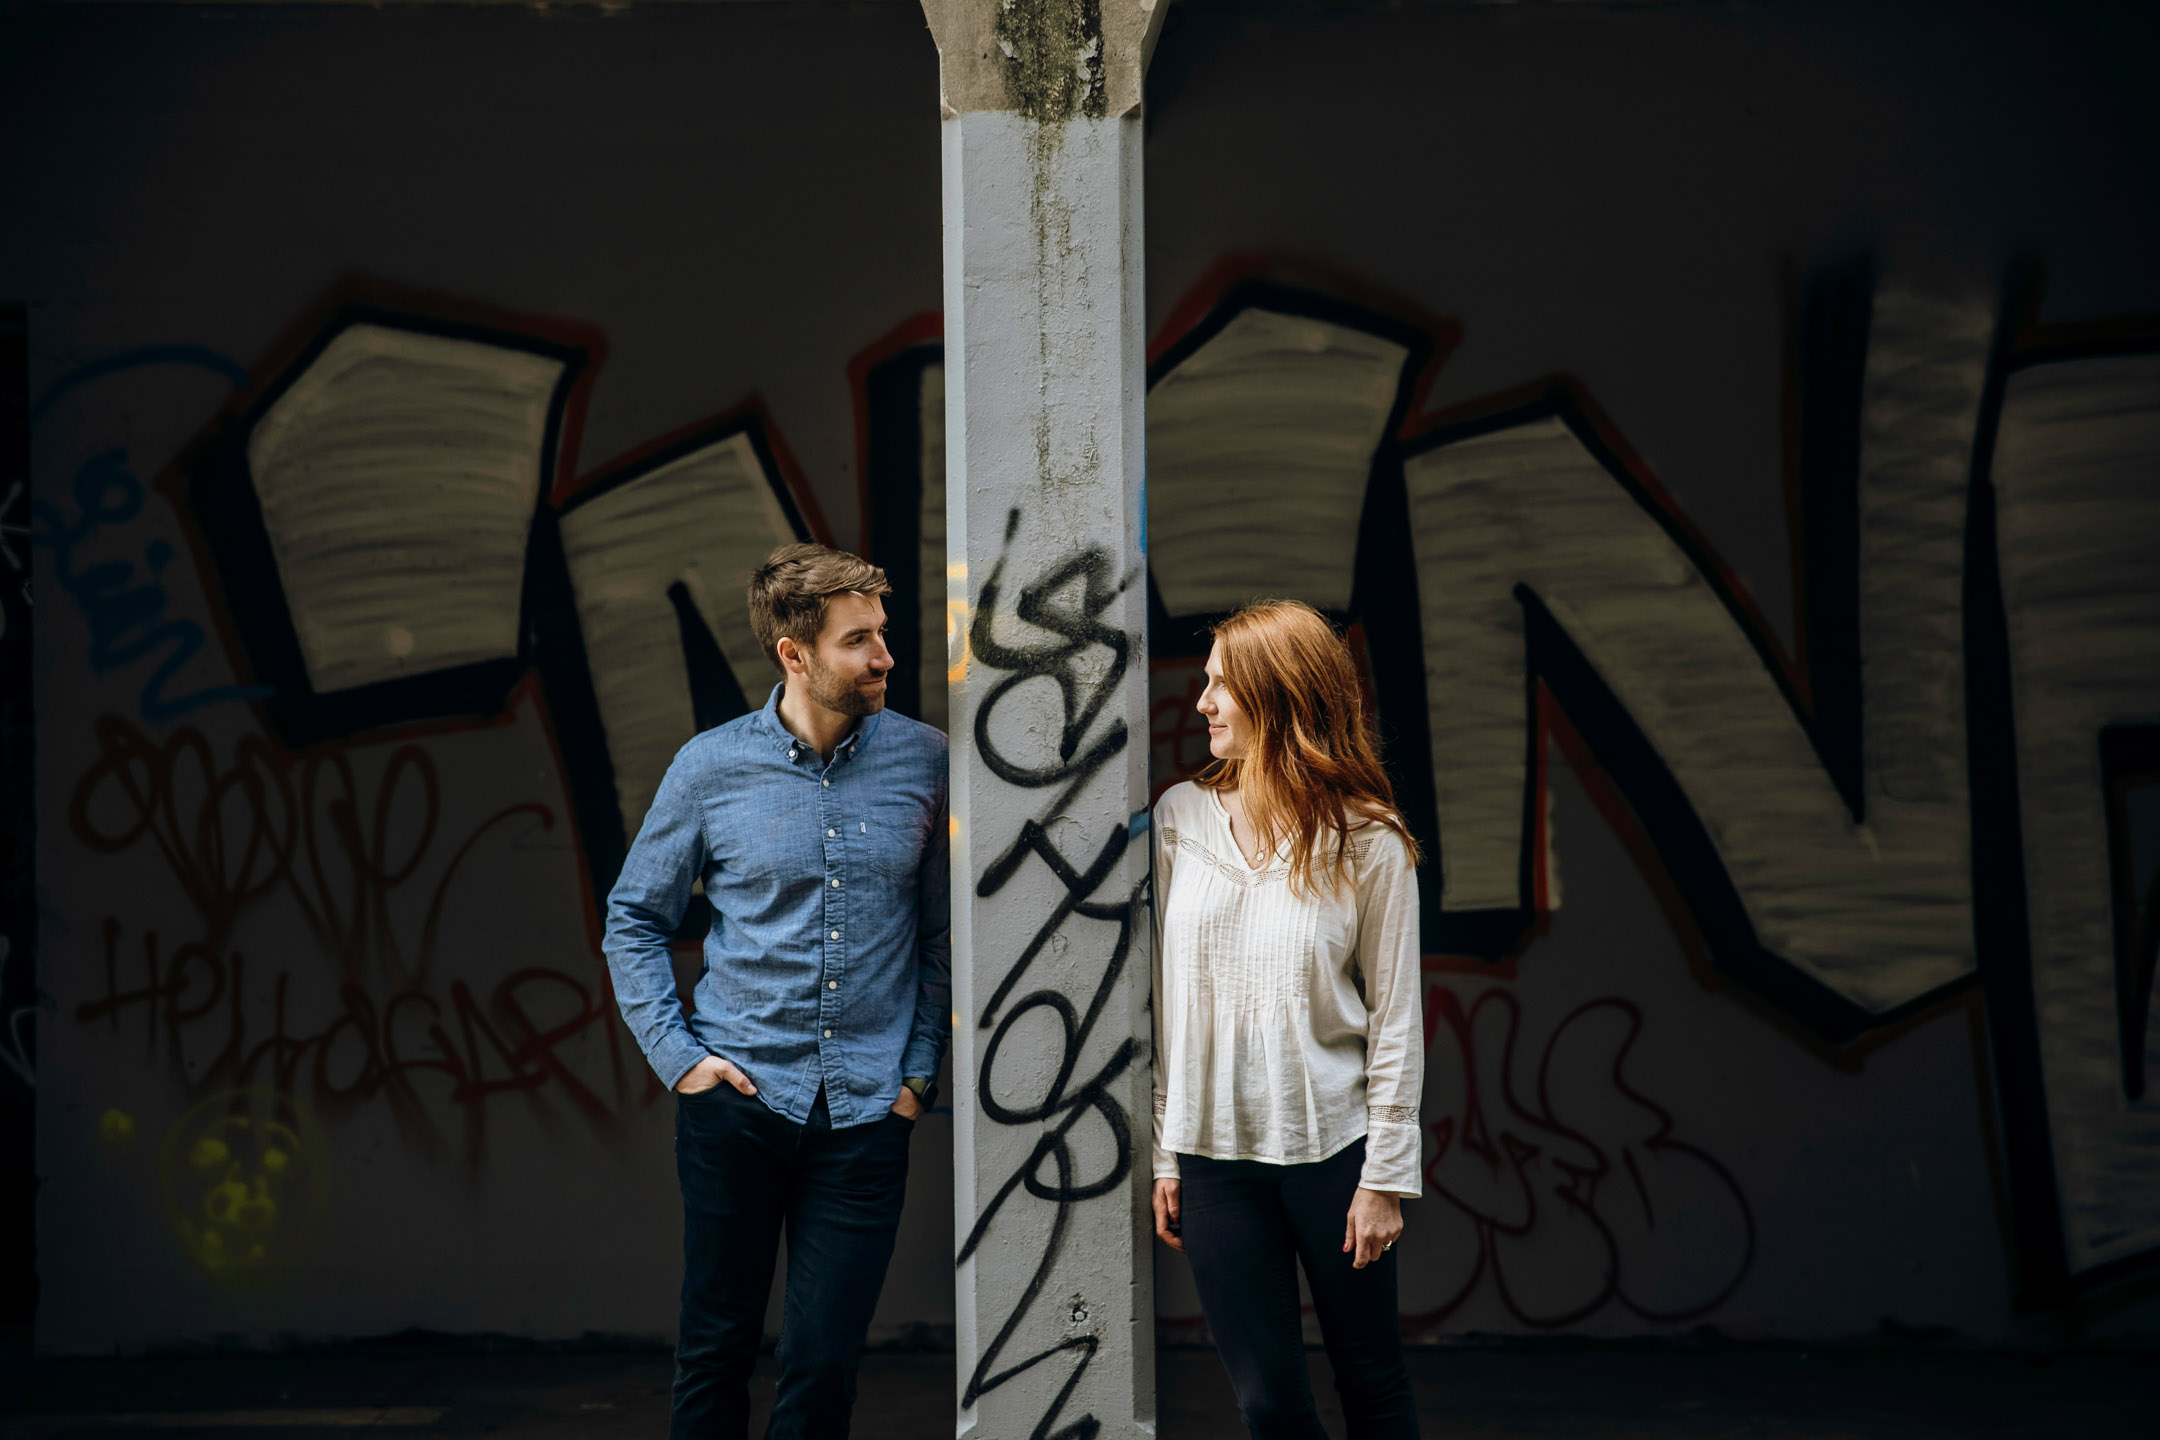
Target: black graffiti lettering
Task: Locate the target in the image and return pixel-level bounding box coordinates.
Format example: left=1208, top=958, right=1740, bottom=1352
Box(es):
left=977, top=819, right=1131, bottom=1028
left=961, top=1137, right=1105, bottom=1440
left=970, top=508, right=1134, bottom=811
left=960, top=508, right=1145, bottom=1440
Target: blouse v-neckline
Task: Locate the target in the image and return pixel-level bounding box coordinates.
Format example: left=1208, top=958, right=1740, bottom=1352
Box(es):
left=1209, top=786, right=1280, bottom=873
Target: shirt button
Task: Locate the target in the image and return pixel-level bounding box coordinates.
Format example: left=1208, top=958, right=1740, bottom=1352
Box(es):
left=829, top=878, right=840, bottom=888
left=787, top=749, right=796, bottom=760
left=823, top=1029, right=833, bottom=1039
left=828, top=828, right=837, bottom=838
left=828, top=980, right=839, bottom=990
left=822, top=778, right=831, bottom=787
left=830, top=930, right=839, bottom=940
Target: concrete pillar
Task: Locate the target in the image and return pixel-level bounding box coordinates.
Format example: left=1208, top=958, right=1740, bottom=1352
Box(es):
left=918, top=2, right=1166, bottom=1435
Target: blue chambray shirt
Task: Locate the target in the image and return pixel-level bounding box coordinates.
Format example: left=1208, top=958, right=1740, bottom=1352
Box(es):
left=603, top=684, right=950, bottom=1128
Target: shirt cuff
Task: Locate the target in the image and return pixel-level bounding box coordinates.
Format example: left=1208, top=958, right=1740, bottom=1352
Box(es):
left=1359, top=1109, right=1423, bottom=1196
left=653, top=1034, right=712, bottom=1095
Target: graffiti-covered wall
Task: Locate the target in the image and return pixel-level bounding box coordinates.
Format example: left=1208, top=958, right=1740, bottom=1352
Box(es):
left=10, top=2, right=953, bottom=1352
left=7, top=0, right=2159, bottom=1351
left=1131, top=0, right=2160, bottom=1340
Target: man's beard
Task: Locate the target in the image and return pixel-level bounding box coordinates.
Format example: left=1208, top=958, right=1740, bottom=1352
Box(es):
left=806, top=655, right=886, bottom=718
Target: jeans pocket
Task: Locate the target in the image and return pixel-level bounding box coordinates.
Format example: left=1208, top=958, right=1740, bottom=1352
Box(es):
left=679, top=1082, right=738, bottom=1107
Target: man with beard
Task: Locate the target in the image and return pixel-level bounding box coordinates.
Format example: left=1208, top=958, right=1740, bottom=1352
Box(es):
left=604, top=543, right=949, bottom=1439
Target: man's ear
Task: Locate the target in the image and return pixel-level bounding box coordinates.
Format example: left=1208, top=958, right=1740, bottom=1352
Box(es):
left=774, top=635, right=806, bottom=676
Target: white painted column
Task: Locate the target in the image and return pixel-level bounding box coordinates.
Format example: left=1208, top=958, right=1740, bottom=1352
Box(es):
left=920, top=2, right=1164, bottom=1435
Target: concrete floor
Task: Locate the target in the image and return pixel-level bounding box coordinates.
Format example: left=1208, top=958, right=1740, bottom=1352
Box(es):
left=0, top=1346, right=2155, bottom=1437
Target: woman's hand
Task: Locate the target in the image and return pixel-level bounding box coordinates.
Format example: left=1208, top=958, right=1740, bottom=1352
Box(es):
left=1343, top=1187, right=1402, bottom=1269
left=1152, top=1179, right=1184, bottom=1253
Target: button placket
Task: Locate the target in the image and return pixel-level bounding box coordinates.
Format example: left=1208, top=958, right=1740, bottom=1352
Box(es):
left=819, top=752, right=845, bottom=1046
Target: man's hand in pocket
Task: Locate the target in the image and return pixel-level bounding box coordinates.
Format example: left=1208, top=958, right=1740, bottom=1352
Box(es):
left=675, top=1056, right=756, bottom=1096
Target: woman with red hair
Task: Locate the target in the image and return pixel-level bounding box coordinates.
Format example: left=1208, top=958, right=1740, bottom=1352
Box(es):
left=1151, top=598, right=1424, bottom=1439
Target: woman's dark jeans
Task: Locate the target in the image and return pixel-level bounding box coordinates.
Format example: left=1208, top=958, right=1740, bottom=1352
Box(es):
left=671, top=1083, right=912, bottom=1440
left=1179, top=1139, right=1420, bottom=1439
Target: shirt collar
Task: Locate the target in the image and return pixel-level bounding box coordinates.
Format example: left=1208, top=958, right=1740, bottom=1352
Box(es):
left=759, top=684, right=793, bottom=754
left=758, top=683, right=885, bottom=760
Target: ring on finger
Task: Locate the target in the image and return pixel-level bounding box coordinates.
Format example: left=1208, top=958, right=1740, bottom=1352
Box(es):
left=1382, top=1241, right=1395, bottom=1251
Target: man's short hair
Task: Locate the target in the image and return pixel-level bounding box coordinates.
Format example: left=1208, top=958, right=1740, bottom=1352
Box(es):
left=747, top=543, right=893, bottom=671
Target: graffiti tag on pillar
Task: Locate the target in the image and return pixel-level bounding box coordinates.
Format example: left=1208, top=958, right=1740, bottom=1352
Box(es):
left=958, top=508, right=1145, bottom=1440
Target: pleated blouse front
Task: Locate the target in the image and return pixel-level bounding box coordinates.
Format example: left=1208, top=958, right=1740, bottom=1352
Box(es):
left=1148, top=781, right=1424, bottom=1196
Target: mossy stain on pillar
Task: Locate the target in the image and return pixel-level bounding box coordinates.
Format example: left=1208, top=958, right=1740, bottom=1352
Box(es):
left=996, top=0, right=1108, bottom=122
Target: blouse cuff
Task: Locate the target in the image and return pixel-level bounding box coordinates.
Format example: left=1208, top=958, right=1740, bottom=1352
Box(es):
left=1152, top=1092, right=1180, bottom=1180
left=1359, top=1109, right=1423, bottom=1196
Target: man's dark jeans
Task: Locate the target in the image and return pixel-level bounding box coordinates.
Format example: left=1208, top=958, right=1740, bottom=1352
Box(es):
left=671, top=1083, right=913, bottom=1440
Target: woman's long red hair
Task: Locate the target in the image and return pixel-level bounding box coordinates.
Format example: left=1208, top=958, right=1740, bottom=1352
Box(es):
left=1196, top=599, right=1422, bottom=896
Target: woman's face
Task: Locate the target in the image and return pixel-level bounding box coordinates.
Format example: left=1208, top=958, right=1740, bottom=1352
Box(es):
left=1197, top=640, right=1251, bottom=761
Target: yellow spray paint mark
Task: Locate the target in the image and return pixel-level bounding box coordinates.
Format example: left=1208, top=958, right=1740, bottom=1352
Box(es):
left=947, top=599, right=971, bottom=685
left=99, top=1109, right=136, bottom=1143
left=160, top=1087, right=330, bottom=1288
left=947, top=561, right=971, bottom=685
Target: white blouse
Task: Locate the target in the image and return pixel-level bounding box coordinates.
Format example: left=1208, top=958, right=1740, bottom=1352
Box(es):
left=1149, top=781, right=1424, bottom=1196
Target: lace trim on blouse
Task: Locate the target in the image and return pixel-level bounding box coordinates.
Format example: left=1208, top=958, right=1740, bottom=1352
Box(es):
left=1160, top=823, right=1381, bottom=889
left=1368, top=1105, right=1418, bottom=1126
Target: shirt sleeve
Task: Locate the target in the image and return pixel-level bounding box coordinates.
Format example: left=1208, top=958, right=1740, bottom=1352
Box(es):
left=602, top=741, right=713, bottom=1093
left=1150, top=795, right=1179, bottom=1183
left=903, top=758, right=953, bottom=1083
left=1353, top=827, right=1424, bottom=1196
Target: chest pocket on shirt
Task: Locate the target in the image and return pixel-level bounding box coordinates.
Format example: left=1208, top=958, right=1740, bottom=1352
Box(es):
left=865, top=800, right=931, bottom=884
